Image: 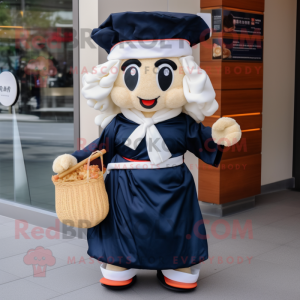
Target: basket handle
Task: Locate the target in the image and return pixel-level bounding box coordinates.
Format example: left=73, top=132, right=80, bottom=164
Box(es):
left=86, top=150, right=105, bottom=181
left=58, top=149, right=106, bottom=179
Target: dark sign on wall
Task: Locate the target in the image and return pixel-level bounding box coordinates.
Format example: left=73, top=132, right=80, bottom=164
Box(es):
left=210, top=8, right=264, bottom=36
left=222, top=10, right=264, bottom=36
left=212, top=38, right=263, bottom=61
left=223, top=38, right=263, bottom=61
left=212, top=9, right=222, bottom=33
left=208, top=8, right=264, bottom=61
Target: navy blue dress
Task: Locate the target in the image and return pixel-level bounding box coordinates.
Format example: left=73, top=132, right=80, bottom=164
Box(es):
left=72, top=113, right=223, bottom=270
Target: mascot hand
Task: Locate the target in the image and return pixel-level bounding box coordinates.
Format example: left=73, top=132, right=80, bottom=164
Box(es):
left=52, top=154, right=77, bottom=174
left=212, top=117, right=242, bottom=147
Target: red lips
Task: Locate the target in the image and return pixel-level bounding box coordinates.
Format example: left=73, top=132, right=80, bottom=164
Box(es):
left=141, top=99, right=156, bottom=106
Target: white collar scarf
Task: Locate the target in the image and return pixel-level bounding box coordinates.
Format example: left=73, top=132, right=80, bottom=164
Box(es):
left=121, top=108, right=182, bottom=165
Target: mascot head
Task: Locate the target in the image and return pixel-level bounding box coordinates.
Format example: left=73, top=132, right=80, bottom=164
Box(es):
left=82, top=12, right=218, bottom=128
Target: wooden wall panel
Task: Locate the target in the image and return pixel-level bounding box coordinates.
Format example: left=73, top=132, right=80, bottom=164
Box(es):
left=229, top=114, right=262, bottom=130
left=202, top=117, right=219, bottom=128
left=198, top=161, right=220, bottom=204
left=200, top=62, right=263, bottom=90
left=200, top=61, right=222, bottom=89
left=222, top=130, right=262, bottom=160
left=200, top=0, right=223, bottom=9
left=201, top=0, right=265, bottom=12
left=221, top=62, right=263, bottom=90
left=196, top=128, right=262, bottom=159
left=198, top=154, right=262, bottom=205
left=202, top=89, right=263, bottom=119
left=219, top=89, right=263, bottom=115
left=202, top=114, right=262, bottom=131
left=200, top=38, right=213, bottom=62
left=219, top=154, right=262, bottom=204
left=199, top=0, right=264, bottom=206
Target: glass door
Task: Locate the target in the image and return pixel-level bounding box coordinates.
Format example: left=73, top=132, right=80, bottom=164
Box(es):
left=0, top=0, right=74, bottom=211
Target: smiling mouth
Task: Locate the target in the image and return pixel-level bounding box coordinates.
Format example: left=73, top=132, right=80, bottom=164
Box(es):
left=138, top=96, right=160, bottom=109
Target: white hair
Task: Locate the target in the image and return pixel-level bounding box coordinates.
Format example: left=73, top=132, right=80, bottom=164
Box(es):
left=81, top=56, right=218, bottom=128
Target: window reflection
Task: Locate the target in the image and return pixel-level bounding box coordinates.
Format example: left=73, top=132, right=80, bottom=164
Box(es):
left=0, top=117, right=13, bottom=201
left=0, top=0, right=74, bottom=212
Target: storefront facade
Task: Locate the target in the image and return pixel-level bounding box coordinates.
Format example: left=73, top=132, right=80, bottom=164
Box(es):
left=0, top=0, right=297, bottom=227
left=0, top=0, right=77, bottom=215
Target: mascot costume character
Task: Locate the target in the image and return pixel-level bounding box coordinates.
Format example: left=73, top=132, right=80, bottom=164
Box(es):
left=53, top=12, right=241, bottom=292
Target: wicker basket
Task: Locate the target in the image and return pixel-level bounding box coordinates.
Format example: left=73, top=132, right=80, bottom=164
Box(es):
left=53, top=150, right=109, bottom=229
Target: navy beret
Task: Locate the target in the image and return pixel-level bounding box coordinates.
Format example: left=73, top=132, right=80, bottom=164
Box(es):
left=91, top=11, right=210, bottom=55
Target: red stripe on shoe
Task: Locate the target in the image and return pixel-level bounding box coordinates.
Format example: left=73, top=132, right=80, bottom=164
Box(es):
left=100, top=277, right=133, bottom=286
left=164, top=276, right=197, bottom=289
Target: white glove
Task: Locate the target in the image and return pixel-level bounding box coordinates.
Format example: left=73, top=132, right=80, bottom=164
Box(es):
left=82, top=60, right=120, bottom=112
left=212, top=117, right=242, bottom=147
left=179, top=56, right=218, bottom=123
left=52, top=154, right=77, bottom=174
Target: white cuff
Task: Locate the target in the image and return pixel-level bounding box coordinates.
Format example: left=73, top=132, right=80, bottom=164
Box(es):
left=100, top=263, right=138, bottom=281
left=162, top=264, right=201, bottom=284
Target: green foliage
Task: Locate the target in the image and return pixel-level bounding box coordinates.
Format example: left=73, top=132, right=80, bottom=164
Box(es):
left=0, top=4, right=13, bottom=26
left=0, top=2, right=59, bottom=28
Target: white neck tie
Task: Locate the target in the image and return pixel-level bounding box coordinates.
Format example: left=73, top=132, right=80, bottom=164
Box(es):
left=121, top=108, right=182, bottom=165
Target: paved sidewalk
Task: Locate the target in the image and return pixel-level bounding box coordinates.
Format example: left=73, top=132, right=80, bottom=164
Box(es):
left=0, top=190, right=299, bottom=299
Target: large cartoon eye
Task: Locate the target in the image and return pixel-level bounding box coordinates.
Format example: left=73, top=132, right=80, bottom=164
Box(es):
left=157, top=64, right=174, bottom=91
left=124, top=64, right=140, bottom=91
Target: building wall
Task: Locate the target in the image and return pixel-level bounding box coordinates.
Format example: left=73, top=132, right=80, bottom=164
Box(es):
left=79, top=0, right=100, bottom=147
left=79, top=0, right=297, bottom=190
left=261, top=0, right=297, bottom=185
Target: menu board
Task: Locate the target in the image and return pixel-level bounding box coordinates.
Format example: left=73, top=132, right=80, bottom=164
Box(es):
left=210, top=8, right=264, bottom=35
left=212, top=38, right=263, bottom=61
left=209, top=8, right=264, bottom=61
left=222, top=10, right=263, bottom=36
left=223, top=38, right=263, bottom=61
left=212, top=9, right=222, bottom=33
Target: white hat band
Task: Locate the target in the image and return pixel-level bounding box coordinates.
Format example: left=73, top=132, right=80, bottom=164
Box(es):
left=107, top=39, right=192, bottom=60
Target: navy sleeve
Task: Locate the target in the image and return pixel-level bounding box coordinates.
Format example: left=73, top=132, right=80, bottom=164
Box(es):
left=185, top=115, right=223, bottom=167
left=72, top=118, right=116, bottom=169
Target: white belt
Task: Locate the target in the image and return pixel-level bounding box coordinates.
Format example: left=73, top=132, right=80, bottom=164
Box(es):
left=106, top=155, right=183, bottom=174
